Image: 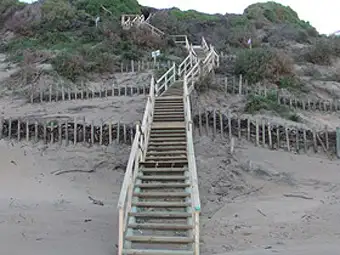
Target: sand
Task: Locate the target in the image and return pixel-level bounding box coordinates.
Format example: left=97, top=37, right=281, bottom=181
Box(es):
left=0, top=140, right=129, bottom=255
left=196, top=136, right=340, bottom=254
left=0, top=95, right=146, bottom=125
left=1, top=134, right=340, bottom=255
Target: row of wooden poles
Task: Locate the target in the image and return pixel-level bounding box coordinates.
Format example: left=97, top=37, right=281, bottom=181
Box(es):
left=193, top=109, right=336, bottom=157
left=216, top=76, right=340, bottom=112
left=30, top=74, right=340, bottom=113
left=0, top=111, right=338, bottom=157
left=30, top=85, right=150, bottom=103
left=0, top=118, right=135, bottom=146
left=119, top=60, right=173, bottom=73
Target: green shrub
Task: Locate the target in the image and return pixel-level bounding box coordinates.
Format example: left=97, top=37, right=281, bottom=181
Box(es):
left=245, top=93, right=300, bottom=122
left=41, top=0, right=77, bottom=31
left=244, top=1, right=317, bottom=33
left=234, top=48, right=293, bottom=84
left=74, top=0, right=141, bottom=17
left=170, top=8, right=220, bottom=21
left=302, top=38, right=340, bottom=65
left=51, top=52, right=88, bottom=81
left=278, top=76, right=305, bottom=92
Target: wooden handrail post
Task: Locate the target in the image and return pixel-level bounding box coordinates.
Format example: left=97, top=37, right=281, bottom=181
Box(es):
left=118, top=208, right=124, bottom=255
left=194, top=211, right=200, bottom=255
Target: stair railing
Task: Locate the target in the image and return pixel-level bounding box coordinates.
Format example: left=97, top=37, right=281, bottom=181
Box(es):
left=142, top=21, right=165, bottom=37
left=171, top=35, right=190, bottom=50
left=185, top=60, right=201, bottom=93
left=201, top=36, right=210, bottom=52
left=117, top=75, right=155, bottom=255
left=155, top=62, right=176, bottom=96
left=121, top=14, right=144, bottom=29
left=210, top=45, right=220, bottom=67
left=183, top=75, right=201, bottom=255
left=178, top=51, right=195, bottom=77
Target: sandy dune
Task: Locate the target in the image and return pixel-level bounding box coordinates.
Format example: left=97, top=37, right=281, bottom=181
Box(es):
left=1, top=136, right=340, bottom=254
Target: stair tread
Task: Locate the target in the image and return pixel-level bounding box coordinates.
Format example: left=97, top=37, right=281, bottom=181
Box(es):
left=128, top=223, right=192, bottom=230
left=147, top=151, right=187, bottom=156
left=132, top=201, right=190, bottom=207
left=148, top=142, right=187, bottom=145
left=125, top=235, right=193, bottom=244
left=149, top=137, right=186, bottom=141
left=133, top=192, right=190, bottom=197
left=123, top=249, right=193, bottom=255
left=141, top=167, right=187, bottom=172
left=129, top=212, right=191, bottom=218
left=138, top=175, right=187, bottom=179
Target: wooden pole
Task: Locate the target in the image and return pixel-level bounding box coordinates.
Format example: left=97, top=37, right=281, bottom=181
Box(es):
left=8, top=118, right=12, bottom=139
left=255, top=119, right=259, bottom=146
left=35, top=121, right=38, bottom=143
left=285, top=127, right=290, bottom=151
left=74, top=117, right=77, bottom=145
left=268, top=121, right=272, bottom=149
left=0, top=117, right=3, bottom=139
left=17, top=119, right=21, bottom=141
left=26, top=120, right=29, bottom=142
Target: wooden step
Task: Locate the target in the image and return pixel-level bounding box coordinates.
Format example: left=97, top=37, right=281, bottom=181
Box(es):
left=135, top=182, right=190, bottom=189
left=145, top=156, right=187, bottom=162
left=147, top=146, right=187, bottom=151
left=140, top=161, right=187, bottom=168
left=156, top=97, right=183, bottom=100
left=148, top=142, right=187, bottom=146
left=150, top=130, right=185, bottom=134
left=125, top=235, right=193, bottom=244
left=133, top=192, right=190, bottom=198
left=141, top=168, right=187, bottom=173
left=132, top=201, right=190, bottom=207
left=149, top=134, right=186, bottom=138
left=154, top=106, right=183, bottom=110
left=147, top=151, right=187, bottom=156
left=128, top=223, right=192, bottom=230
left=153, top=108, right=184, bottom=112
left=123, top=249, right=193, bottom=255
left=138, top=175, right=187, bottom=181
left=149, top=137, right=186, bottom=142
left=153, top=112, right=184, bottom=115
left=154, top=103, right=183, bottom=107
left=153, top=118, right=185, bottom=122
left=129, top=212, right=191, bottom=218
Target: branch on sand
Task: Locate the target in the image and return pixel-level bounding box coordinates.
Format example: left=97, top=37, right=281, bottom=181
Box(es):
left=88, top=196, right=104, bottom=206
left=51, top=169, right=95, bottom=176
left=283, top=193, right=313, bottom=200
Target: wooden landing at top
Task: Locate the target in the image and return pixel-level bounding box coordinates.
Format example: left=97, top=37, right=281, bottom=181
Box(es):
left=151, top=121, right=185, bottom=129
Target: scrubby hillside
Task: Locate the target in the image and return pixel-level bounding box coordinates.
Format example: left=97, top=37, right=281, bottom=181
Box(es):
left=0, top=0, right=185, bottom=90
left=1, top=0, right=340, bottom=125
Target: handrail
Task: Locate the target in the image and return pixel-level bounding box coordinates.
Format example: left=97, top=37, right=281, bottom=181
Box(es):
left=117, top=75, right=155, bottom=255
left=142, top=21, right=165, bottom=36
left=201, top=36, right=209, bottom=52
left=121, top=14, right=144, bottom=28
left=183, top=75, right=201, bottom=255
left=178, top=51, right=194, bottom=77
left=155, top=62, right=176, bottom=96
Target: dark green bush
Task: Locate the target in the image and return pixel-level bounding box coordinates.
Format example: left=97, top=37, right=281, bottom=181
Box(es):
left=245, top=93, right=300, bottom=122
left=302, top=38, right=340, bottom=65
left=74, top=0, right=141, bottom=17
left=234, top=48, right=293, bottom=84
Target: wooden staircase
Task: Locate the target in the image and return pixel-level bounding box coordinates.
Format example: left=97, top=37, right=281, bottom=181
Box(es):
left=123, top=91, right=194, bottom=255
left=118, top=14, right=218, bottom=255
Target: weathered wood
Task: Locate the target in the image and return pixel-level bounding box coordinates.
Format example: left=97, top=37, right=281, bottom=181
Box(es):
left=285, top=127, right=290, bottom=151
left=268, top=121, right=272, bottom=149
left=255, top=120, right=259, bottom=146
